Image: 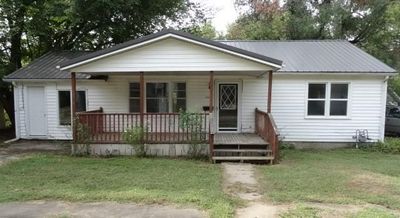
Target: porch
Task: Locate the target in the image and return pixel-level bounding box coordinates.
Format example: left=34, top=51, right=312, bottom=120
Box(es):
left=63, top=30, right=282, bottom=162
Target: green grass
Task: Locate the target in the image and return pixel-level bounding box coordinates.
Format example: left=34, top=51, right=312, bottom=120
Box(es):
left=0, top=155, right=235, bottom=217
left=280, top=205, right=319, bottom=218
left=258, top=149, right=400, bottom=210
left=348, top=208, right=397, bottom=218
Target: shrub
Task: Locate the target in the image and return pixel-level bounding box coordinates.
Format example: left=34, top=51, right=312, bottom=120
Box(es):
left=179, top=110, right=207, bottom=158
left=361, top=137, right=400, bottom=154
left=72, top=118, right=91, bottom=155
left=123, top=126, right=147, bottom=157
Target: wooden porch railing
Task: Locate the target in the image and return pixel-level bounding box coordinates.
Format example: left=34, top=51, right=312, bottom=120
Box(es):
left=255, top=108, right=279, bottom=163
left=76, top=112, right=210, bottom=144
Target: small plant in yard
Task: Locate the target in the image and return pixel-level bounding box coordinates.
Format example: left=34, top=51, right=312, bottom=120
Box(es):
left=179, top=110, right=207, bottom=158
left=123, top=126, right=147, bottom=157
left=72, top=117, right=91, bottom=155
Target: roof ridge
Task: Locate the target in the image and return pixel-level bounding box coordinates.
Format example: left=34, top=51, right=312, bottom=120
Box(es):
left=218, top=39, right=349, bottom=42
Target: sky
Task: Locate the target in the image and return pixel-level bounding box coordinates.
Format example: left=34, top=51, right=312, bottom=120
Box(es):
left=193, top=0, right=238, bottom=34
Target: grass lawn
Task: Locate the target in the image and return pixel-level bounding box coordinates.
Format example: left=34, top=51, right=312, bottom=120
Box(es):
left=0, top=155, right=235, bottom=218
left=258, top=149, right=400, bottom=216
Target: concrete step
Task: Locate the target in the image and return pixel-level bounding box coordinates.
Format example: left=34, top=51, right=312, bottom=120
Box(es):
left=213, top=149, right=272, bottom=153
left=212, top=156, right=274, bottom=161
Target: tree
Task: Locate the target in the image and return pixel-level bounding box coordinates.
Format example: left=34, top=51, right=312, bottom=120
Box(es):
left=0, top=0, right=207, bottom=128
left=187, top=21, right=221, bottom=39
left=227, top=0, right=400, bottom=82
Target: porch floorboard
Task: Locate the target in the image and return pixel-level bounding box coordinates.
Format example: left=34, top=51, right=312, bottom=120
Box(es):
left=214, top=133, right=267, bottom=145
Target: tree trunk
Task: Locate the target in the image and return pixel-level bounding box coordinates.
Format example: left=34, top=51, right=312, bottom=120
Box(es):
left=0, top=4, right=26, bottom=129
left=0, top=104, right=5, bottom=129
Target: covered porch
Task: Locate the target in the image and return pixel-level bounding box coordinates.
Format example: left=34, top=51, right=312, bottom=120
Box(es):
left=61, top=29, right=282, bottom=162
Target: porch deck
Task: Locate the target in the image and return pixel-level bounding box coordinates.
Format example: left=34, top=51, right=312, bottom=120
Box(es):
left=214, top=133, right=267, bottom=145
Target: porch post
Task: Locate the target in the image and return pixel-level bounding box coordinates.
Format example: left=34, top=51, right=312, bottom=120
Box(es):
left=208, top=71, right=214, bottom=160
left=267, top=70, right=273, bottom=113
left=71, top=72, right=77, bottom=142
left=209, top=71, right=214, bottom=112
left=139, top=72, right=144, bottom=127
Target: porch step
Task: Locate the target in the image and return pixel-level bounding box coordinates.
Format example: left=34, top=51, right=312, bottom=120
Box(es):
left=213, top=149, right=272, bottom=153
left=212, top=156, right=274, bottom=161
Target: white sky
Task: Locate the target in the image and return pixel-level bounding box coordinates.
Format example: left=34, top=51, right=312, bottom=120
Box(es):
left=193, top=0, right=238, bottom=33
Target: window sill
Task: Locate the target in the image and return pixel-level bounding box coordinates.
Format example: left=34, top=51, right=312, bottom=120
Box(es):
left=304, top=116, right=351, bottom=120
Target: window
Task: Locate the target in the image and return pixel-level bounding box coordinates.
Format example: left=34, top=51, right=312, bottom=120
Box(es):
left=59, top=91, right=86, bottom=125
left=307, top=84, right=326, bottom=116
left=129, top=83, right=140, bottom=112
left=388, top=107, right=400, bottom=118
left=146, top=83, right=168, bottom=112
left=172, top=82, right=186, bottom=112
left=129, top=82, right=187, bottom=113
left=307, top=83, right=349, bottom=117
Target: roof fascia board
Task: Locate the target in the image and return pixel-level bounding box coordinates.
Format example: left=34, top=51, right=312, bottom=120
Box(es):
left=277, top=71, right=397, bottom=76
left=61, top=33, right=282, bottom=71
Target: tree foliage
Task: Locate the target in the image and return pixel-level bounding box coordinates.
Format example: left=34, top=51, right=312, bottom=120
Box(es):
left=228, top=0, right=400, bottom=91
left=0, top=0, right=207, bottom=128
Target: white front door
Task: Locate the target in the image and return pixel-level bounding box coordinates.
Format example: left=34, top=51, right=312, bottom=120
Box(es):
left=27, top=86, right=46, bottom=136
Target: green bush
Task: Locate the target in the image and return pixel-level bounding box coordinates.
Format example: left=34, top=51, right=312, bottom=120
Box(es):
left=362, top=137, right=400, bottom=154
left=123, top=126, right=147, bottom=157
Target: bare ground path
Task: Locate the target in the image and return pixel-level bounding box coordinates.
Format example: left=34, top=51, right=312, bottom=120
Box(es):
left=0, top=201, right=205, bottom=218
left=222, top=163, right=288, bottom=218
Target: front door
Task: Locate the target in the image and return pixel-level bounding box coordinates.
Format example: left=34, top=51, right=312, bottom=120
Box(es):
left=218, top=83, right=238, bottom=132
left=27, top=86, right=46, bottom=136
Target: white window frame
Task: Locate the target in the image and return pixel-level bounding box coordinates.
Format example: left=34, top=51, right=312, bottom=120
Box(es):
left=305, top=82, right=351, bottom=119
left=128, top=81, right=187, bottom=113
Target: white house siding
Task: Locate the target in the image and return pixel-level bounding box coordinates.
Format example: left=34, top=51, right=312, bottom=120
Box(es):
left=70, top=38, right=273, bottom=73
left=14, top=74, right=387, bottom=143
left=271, top=74, right=387, bottom=142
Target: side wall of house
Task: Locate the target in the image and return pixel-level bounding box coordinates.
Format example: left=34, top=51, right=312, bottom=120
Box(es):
left=272, top=74, right=387, bottom=142
left=14, top=74, right=387, bottom=143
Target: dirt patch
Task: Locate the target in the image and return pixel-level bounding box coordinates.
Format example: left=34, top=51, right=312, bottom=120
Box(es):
left=0, top=201, right=206, bottom=218
left=348, top=172, right=394, bottom=195
left=222, top=163, right=287, bottom=218
left=0, top=140, right=69, bottom=166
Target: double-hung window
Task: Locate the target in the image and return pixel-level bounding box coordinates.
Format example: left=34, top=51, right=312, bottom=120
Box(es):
left=59, top=90, right=86, bottom=125
left=307, top=83, right=349, bottom=117
left=172, top=82, right=186, bottom=112
left=146, top=82, right=169, bottom=112
left=129, top=83, right=140, bottom=113
left=129, top=82, right=186, bottom=113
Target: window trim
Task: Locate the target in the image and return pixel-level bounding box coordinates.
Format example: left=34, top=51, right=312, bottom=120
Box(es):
left=305, top=82, right=351, bottom=120
left=57, top=89, right=88, bottom=127
left=128, top=80, right=187, bottom=113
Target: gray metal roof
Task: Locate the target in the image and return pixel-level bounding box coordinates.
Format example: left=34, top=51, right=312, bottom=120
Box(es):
left=3, top=33, right=396, bottom=81
left=4, top=51, right=90, bottom=80
left=220, top=40, right=396, bottom=73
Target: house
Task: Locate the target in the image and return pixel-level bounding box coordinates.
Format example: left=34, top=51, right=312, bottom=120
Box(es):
left=3, top=29, right=396, bottom=162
